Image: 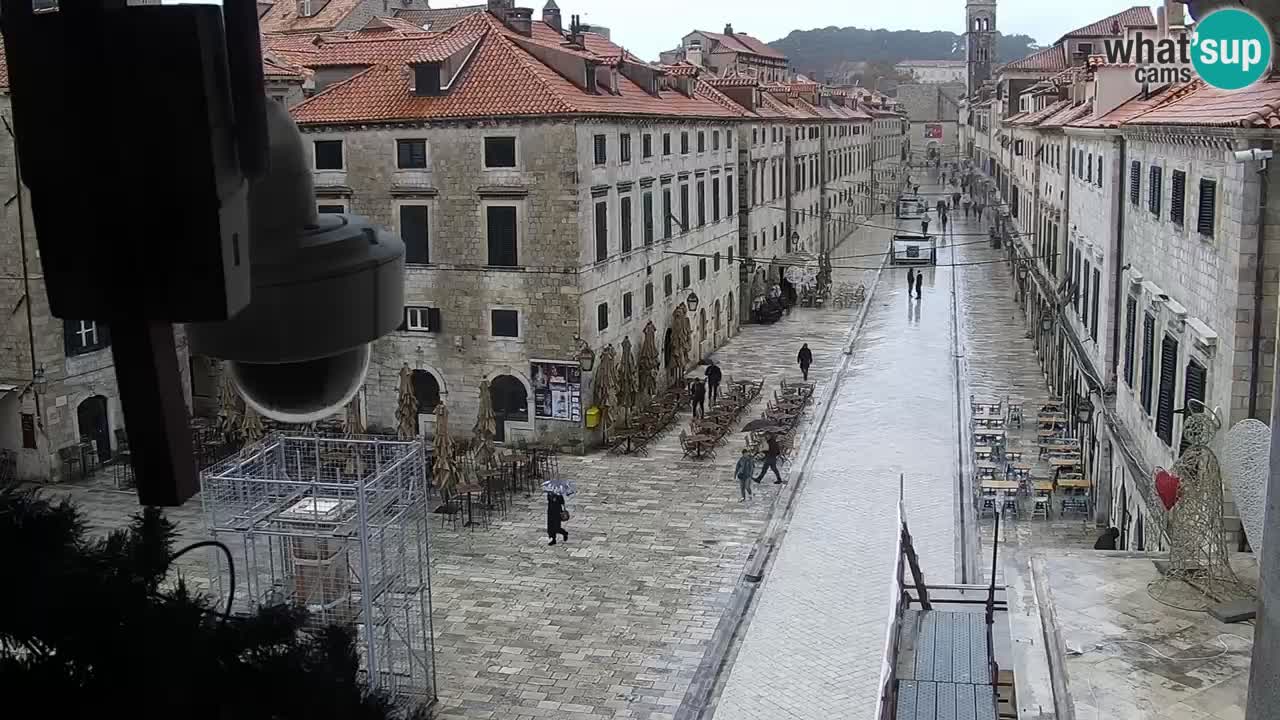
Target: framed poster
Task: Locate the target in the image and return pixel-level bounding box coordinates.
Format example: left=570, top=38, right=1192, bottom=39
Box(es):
left=925, top=123, right=943, bottom=139
left=531, top=360, right=582, bottom=422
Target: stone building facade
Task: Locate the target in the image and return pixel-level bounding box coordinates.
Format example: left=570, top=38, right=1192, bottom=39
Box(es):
left=897, top=83, right=963, bottom=165
left=971, top=3, right=1280, bottom=553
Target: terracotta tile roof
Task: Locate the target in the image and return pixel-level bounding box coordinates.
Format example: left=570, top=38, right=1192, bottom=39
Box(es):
left=1058, top=6, right=1154, bottom=42
left=394, top=4, right=486, bottom=32
left=260, top=0, right=365, bottom=34
left=1039, top=101, right=1091, bottom=129
left=289, top=17, right=753, bottom=125
left=704, top=75, right=756, bottom=86
left=696, top=29, right=786, bottom=60
left=308, top=34, right=441, bottom=66
left=999, top=45, right=1068, bottom=73
left=1125, top=76, right=1280, bottom=128
left=262, top=50, right=310, bottom=80
left=360, top=16, right=430, bottom=34
left=1014, top=98, right=1072, bottom=126
left=1004, top=111, right=1029, bottom=124
left=1067, top=83, right=1187, bottom=128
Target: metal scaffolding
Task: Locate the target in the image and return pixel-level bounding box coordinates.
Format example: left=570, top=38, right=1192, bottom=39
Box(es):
left=200, top=432, right=436, bottom=709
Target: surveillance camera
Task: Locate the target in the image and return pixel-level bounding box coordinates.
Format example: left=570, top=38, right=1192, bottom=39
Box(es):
left=1232, top=148, right=1273, bottom=163
left=187, top=101, right=404, bottom=423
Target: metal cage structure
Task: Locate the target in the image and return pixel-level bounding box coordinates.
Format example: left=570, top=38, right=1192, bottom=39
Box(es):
left=200, top=432, right=436, bottom=708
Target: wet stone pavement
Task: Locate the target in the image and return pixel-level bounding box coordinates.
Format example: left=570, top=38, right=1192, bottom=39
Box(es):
left=709, top=178, right=965, bottom=720
left=38, top=219, right=885, bottom=720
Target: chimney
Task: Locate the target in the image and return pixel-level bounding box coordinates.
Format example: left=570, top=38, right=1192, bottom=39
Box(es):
left=1166, top=0, right=1184, bottom=27
left=413, top=63, right=443, bottom=96
left=506, top=7, right=534, bottom=36
left=724, top=23, right=734, bottom=35
left=569, top=14, right=586, bottom=48
left=542, top=0, right=561, bottom=33
left=686, top=40, right=703, bottom=68
left=487, top=0, right=513, bottom=21
left=296, top=0, right=312, bottom=17
left=1156, top=6, right=1167, bottom=40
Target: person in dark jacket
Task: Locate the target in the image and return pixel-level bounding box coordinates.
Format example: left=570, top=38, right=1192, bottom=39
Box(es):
left=689, top=378, right=706, bottom=417
left=705, top=361, right=723, bottom=404
left=546, top=492, right=569, bottom=546
left=753, top=433, right=785, bottom=484
left=797, top=343, right=813, bottom=382
left=907, top=268, right=916, bottom=296
left=1093, top=527, right=1120, bottom=550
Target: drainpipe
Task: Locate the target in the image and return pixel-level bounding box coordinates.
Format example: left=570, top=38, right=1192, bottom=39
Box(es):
left=1248, top=140, right=1273, bottom=420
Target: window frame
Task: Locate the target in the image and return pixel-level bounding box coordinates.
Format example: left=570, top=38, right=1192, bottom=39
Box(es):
left=620, top=133, right=632, bottom=164
left=483, top=135, right=518, bottom=169
left=395, top=138, right=429, bottom=170
left=484, top=202, right=520, bottom=267
left=592, top=134, right=608, bottom=166
left=313, top=139, right=344, bottom=170
left=403, top=305, right=440, bottom=333
left=597, top=302, right=609, bottom=332
left=594, top=198, right=609, bottom=263
left=396, top=201, right=432, bottom=265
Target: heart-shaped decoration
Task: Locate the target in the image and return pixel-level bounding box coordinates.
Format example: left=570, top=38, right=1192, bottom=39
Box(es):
left=1156, top=468, right=1181, bottom=511
left=1222, top=419, right=1271, bottom=550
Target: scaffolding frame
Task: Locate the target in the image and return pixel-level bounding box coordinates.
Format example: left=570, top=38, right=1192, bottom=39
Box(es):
left=200, top=432, right=436, bottom=709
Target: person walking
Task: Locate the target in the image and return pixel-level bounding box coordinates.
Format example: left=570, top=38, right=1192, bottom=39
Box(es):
left=546, top=492, right=569, bottom=546
left=963, top=198, right=971, bottom=218
left=753, top=433, right=785, bottom=484
left=705, top=361, right=723, bottom=404
left=735, top=448, right=756, bottom=501
left=907, top=267, right=916, bottom=296
left=921, top=216, right=930, bottom=235
left=797, top=343, right=813, bottom=382
left=941, top=214, right=949, bottom=236
left=915, top=270, right=923, bottom=299
left=689, top=378, right=706, bottom=418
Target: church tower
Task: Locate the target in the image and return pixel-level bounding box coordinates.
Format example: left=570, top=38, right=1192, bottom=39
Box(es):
left=966, top=0, right=996, bottom=95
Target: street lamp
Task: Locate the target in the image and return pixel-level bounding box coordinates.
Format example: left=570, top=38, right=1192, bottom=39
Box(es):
left=573, top=336, right=595, bottom=371
left=686, top=292, right=700, bottom=312
left=1075, top=394, right=1094, bottom=425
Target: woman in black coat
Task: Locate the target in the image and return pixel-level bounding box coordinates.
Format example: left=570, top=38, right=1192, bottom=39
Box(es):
left=546, top=492, right=569, bottom=545
left=797, top=343, right=813, bottom=382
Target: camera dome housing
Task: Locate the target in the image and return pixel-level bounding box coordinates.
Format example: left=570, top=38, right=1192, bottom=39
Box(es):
left=187, top=100, right=404, bottom=423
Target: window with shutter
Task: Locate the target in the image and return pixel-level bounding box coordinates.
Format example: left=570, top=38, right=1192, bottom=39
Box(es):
left=1180, top=359, right=1208, bottom=452
left=64, top=319, right=111, bottom=356
left=1149, top=166, right=1162, bottom=216
left=1090, top=268, right=1100, bottom=342
left=1081, top=260, right=1091, bottom=324
left=1130, top=160, right=1141, bottom=206
left=1197, top=178, right=1217, bottom=236
left=1141, top=313, right=1155, bottom=413
left=593, top=134, right=607, bottom=165
left=597, top=303, right=609, bottom=331
left=1156, top=335, right=1179, bottom=445
left=1170, top=170, right=1186, bottom=225
left=486, top=206, right=518, bottom=266
left=643, top=192, right=654, bottom=245
left=1124, top=296, right=1137, bottom=387
left=399, top=205, right=429, bottom=264
left=662, top=189, right=673, bottom=239
left=594, top=200, right=609, bottom=262
left=620, top=196, right=632, bottom=253
left=491, top=309, right=519, bottom=337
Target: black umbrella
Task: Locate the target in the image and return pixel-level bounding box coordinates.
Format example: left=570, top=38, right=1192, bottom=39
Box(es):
left=742, top=418, right=787, bottom=433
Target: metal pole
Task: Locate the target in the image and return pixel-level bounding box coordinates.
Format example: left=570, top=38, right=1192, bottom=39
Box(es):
left=1246, top=313, right=1280, bottom=719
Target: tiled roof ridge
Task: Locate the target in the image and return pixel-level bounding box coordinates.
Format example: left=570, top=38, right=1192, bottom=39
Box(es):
left=289, top=64, right=379, bottom=116
left=1059, top=5, right=1155, bottom=41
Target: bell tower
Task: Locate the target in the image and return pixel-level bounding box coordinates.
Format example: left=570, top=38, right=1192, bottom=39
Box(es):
left=966, top=0, right=997, bottom=95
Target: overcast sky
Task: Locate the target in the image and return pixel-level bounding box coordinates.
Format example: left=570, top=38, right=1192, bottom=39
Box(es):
left=443, top=0, right=1145, bottom=60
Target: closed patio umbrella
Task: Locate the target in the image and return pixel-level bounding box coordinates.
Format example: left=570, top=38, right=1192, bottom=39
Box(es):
left=616, top=336, right=638, bottom=427
left=432, top=401, right=458, bottom=500
left=593, top=344, right=616, bottom=442
left=638, top=321, right=659, bottom=401
left=395, top=363, right=418, bottom=440
left=473, top=378, right=497, bottom=469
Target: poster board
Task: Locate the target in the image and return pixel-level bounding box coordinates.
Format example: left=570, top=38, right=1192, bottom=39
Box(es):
left=531, top=360, right=582, bottom=422
left=925, top=123, right=943, bottom=139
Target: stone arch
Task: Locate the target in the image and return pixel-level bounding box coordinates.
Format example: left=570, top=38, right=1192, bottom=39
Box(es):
left=77, top=394, right=112, bottom=463
left=490, top=373, right=531, bottom=442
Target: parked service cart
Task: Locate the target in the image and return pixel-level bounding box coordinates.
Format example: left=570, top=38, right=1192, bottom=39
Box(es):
left=890, top=233, right=937, bottom=266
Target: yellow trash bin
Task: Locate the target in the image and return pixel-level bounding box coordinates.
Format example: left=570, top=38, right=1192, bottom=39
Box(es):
left=585, top=407, right=600, bottom=429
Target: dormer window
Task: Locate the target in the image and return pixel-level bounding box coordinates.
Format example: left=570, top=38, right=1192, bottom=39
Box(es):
left=412, top=62, right=442, bottom=96
left=297, top=0, right=312, bottom=17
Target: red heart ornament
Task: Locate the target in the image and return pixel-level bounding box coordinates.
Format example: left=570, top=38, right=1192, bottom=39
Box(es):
left=1155, top=469, right=1181, bottom=511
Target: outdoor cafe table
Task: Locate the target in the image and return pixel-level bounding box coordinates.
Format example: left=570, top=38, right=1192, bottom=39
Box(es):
left=975, top=445, right=993, bottom=460
left=690, top=434, right=716, bottom=458
left=981, top=479, right=1020, bottom=492
left=1057, top=476, right=1089, bottom=490
left=974, top=429, right=1005, bottom=443
left=1032, top=480, right=1055, bottom=493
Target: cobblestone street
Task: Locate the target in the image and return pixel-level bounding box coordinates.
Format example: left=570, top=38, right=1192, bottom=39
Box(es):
left=36, top=177, right=1103, bottom=720
left=39, top=218, right=890, bottom=720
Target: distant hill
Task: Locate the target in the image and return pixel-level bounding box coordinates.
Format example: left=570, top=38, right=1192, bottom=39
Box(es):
left=769, top=27, right=1040, bottom=80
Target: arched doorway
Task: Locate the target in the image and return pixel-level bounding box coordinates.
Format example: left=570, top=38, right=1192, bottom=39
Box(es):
left=490, top=375, right=528, bottom=443
left=77, top=395, right=111, bottom=462
left=411, top=370, right=441, bottom=434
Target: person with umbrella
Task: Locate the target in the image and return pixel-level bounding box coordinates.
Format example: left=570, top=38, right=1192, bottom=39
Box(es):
left=753, top=432, right=785, bottom=485
left=545, top=488, right=570, bottom=546
left=689, top=377, right=706, bottom=418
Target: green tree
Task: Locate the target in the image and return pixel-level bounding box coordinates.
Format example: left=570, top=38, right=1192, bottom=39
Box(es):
left=0, top=488, right=426, bottom=720
left=770, top=26, right=1040, bottom=80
